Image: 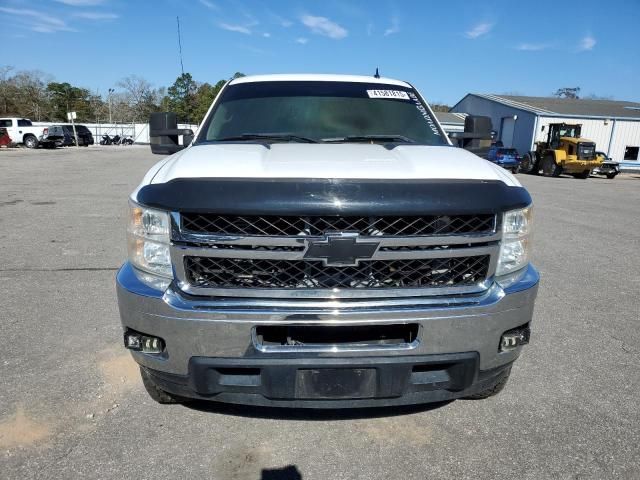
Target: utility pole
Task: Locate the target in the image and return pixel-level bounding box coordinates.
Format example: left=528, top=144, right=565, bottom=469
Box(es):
left=108, top=88, right=115, bottom=124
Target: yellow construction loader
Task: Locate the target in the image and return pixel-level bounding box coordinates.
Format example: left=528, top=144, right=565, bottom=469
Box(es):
left=521, top=123, right=602, bottom=179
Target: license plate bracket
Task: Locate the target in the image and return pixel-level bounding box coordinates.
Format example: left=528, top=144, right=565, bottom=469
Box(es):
left=295, top=368, right=377, bottom=399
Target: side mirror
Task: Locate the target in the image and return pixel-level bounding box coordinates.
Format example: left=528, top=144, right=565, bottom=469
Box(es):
left=149, top=112, right=194, bottom=155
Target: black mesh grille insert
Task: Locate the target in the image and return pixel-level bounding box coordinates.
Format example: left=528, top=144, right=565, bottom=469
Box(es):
left=184, top=256, right=490, bottom=290
left=181, top=214, right=495, bottom=237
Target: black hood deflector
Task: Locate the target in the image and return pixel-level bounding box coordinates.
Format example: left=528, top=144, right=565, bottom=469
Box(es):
left=136, top=178, right=532, bottom=215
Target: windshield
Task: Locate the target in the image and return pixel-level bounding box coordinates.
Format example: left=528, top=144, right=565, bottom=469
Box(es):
left=558, top=126, right=580, bottom=138
left=197, top=81, right=447, bottom=145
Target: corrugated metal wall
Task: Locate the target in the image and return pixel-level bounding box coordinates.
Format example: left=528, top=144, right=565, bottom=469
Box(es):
left=535, top=117, right=640, bottom=162
left=609, top=120, right=640, bottom=162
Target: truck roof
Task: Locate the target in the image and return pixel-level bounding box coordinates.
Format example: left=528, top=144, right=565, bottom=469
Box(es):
left=229, top=74, right=412, bottom=88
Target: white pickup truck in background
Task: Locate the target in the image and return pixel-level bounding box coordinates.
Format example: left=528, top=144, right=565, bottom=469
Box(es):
left=0, top=118, right=47, bottom=148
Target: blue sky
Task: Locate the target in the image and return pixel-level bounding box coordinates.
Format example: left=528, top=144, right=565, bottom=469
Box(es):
left=2, top=0, right=639, bottom=104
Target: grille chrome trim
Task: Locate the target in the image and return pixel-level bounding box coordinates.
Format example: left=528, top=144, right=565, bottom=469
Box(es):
left=180, top=212, right=497, bottom=237
left=170, top=212, right=500, bottom=299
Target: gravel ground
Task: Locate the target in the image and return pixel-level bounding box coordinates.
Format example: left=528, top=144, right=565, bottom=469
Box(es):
left=1, top=145, right=639, bottom=480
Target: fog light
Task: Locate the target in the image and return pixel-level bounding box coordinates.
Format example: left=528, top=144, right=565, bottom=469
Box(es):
left=500, top=326, right=531, bottom=352
left=125, top=333, right=142, bottom=350
left=124, top=330, right=165, bottom=354
left=142, top=336, right=164, bottom=354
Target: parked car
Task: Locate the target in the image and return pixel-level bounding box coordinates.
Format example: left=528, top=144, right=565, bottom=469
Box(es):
left=486, top=146, right=521, bottom=173
left=592, top=151, right=620, bottom=179
left=0, top=118, right=47, bottom=148
left=44, top=124, right=94, bottom=147
left=117, top=74, right=539, bottom=408
left=39, top=127, right=65, bottom=148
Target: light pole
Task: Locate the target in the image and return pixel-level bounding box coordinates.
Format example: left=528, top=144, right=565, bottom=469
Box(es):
left=108, top=88, right=115, bottom=124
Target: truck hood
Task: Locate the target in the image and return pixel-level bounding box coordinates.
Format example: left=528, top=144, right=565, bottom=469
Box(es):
left=148, top=143, right=520, bottom=187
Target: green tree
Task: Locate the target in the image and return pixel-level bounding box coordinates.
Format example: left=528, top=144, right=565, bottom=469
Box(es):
left=193, top=80, right=225, bottom=123
left=166, top=73, right=198, bottom=123
left=46, top=82, right=93, bottom=121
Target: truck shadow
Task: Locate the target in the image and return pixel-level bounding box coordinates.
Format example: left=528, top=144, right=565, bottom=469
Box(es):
left=181, top=399, right=453, bottom=420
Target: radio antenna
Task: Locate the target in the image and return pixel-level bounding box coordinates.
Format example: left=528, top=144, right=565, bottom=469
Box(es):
left=374, top=67, right=380, bottom=79
left=177, top=16, right=185, bottom=75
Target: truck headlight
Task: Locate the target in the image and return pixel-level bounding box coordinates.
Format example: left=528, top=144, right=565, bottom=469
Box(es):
left=496, top=206, right=532, bottom=276
left=127, top=201, right=173, bottom=278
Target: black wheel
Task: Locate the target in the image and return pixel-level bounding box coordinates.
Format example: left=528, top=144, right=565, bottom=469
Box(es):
left=139, top=367, right=180, bottom=404
left=521, top=153, right=538, bottom=174
left=466, top=366, right=512, bottom=400
left=542, top=153, right=561, bottom=177
left=23, top=135, right=38, bottom=149
left=512, top=165, right=520, bottom=174
left=573, top=170, right=590, bottom=179
left=606, top=172, right=618, bottom=179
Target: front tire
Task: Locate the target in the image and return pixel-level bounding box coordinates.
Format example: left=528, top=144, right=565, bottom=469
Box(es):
left=542, top=153, right=562, bottom=177
left=139, top=367, right=180, bottom=404
left=606, top=172, right=618, bottom=179
left=520, top=152, right=538, bottom=174
left=23, top=135, right=38, bottom=149
left=466, top=366, right=512, bottom=400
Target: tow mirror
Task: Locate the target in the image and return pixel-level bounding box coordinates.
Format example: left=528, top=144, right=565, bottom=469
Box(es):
left=149, top=112, right=194, bottom=155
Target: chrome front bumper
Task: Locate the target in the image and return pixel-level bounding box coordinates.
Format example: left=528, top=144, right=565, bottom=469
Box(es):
left=116, top=262, right=539, bottom=377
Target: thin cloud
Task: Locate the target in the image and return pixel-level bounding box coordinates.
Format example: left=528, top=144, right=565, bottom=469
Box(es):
left=465, top=22, right=493, bottom=39
left=198, top=0, right=217, bottom=10
left=516, top=43, right=551, bottom=51
left=73, top=12, right=118, bottom=20
left=263, top=32, right=271, bottom=38
left=54, top=0, right=105, bottom=5
left=219, top=22, right=252, bottom=35
left=578, top=35, right=596, bottom=51
left=384, top=16, right=400, bottom=36
left=301, top=14, right=347, bottom=39
left=237, top=44, right=268, bottom=55
left=0, top=7, right=75, bottom=33
left=295, top=37, right=308, bottom=45
left=268, top=11, right=293, bottom=28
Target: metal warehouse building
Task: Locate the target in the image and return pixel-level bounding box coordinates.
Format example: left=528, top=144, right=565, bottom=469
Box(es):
left=450, top=94, right=640, bottom=167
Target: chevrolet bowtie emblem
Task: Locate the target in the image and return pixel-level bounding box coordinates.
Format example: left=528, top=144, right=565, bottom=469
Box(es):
left=304, top=233, right=380, bottom=267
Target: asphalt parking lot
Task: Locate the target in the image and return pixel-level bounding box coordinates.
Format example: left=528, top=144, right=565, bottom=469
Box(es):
left=1, top=145, right=639, bottom=480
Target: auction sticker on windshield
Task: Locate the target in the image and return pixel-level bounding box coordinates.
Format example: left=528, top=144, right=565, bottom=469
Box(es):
left=366, top=90, right=410, bottom=100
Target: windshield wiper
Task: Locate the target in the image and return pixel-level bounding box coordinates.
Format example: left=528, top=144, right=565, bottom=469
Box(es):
left=212, top=133, right=318, bottom=143
left=321, top=134, right=416, bottom=144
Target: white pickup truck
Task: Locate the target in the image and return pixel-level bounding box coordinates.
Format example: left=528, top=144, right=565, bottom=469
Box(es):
left=117, top=74, right=539, bottom=408
left=0, top=118, right=47, bottom=148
